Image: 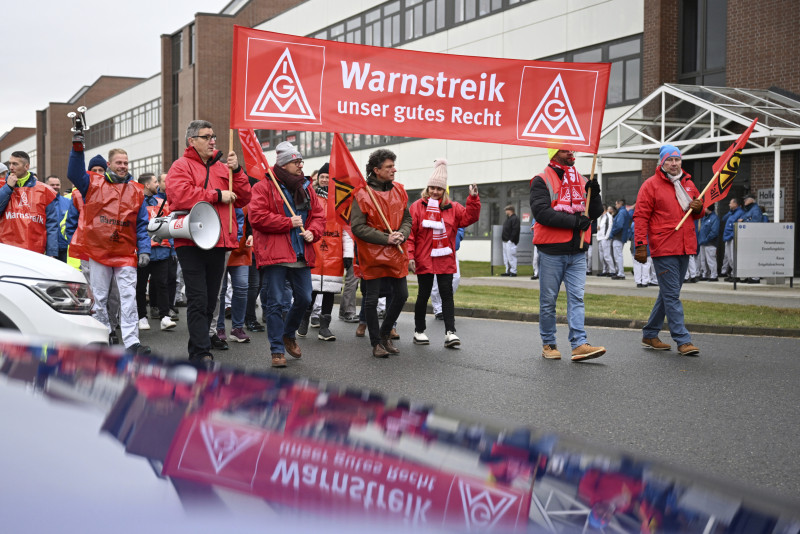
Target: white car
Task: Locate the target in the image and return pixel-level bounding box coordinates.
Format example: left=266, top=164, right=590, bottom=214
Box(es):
left=0, top=243, right=109, bottom=346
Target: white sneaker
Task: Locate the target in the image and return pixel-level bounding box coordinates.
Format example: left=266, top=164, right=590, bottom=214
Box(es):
left=138, top=317, right=150, bottom=330
left=444, top=331, right=460, bottom=348
left=413, top=331, right=430, bottom=345
left=160, top=316, right=177, bottom=331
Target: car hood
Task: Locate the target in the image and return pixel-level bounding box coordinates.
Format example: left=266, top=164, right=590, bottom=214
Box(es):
left=0, top=244, right=85, bottom=282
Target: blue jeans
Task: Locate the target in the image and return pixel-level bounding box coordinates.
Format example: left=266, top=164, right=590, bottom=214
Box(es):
left=260, top=265, right=312, bottom=354
left=216, top=265, right=249, bottom=330
left=643, top=255, right=691, bottom=345
left=538, top=251, right=587, bottom=349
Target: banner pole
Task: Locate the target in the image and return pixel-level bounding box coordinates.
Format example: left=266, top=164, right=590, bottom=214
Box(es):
left=228, top=130, right=234, bottom=233
left=579, top=154, right=598, bottom=249
left=675, top=169, right=718, bottom=230
left=266, top=167, right=306, bottom=233
left=362, top=182, right=405, bottom=254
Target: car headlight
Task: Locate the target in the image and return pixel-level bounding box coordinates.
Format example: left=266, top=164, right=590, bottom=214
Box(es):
left=2, top=276, right=95, bottom=315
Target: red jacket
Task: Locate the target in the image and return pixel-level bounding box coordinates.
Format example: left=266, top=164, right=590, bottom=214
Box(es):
left=249, top=178, right=324, bottom=268
left=166, top=147, right=251, bottom=249
left=633, top=167, right=702, bottom=258
left=407, top=195, right=480, bottom=275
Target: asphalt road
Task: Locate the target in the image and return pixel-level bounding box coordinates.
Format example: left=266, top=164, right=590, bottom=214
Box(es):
left=139, top=306, right=800, bottom=507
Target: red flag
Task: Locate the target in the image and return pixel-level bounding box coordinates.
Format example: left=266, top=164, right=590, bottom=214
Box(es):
left=704, top=118, right=758, bottom=209
left=328, top=133, right=365, bottom=226
left=238, top=128, right=271, bottom=180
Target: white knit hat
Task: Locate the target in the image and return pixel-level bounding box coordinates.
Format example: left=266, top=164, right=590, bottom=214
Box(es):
left=427, top=158, right=448, bottom=189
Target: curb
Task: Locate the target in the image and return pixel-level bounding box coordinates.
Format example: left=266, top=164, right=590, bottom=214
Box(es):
left=396, top=302, right=800, bottom=339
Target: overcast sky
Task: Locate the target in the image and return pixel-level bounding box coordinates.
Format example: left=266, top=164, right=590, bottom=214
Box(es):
left=0, top=0, right=230, bottom=137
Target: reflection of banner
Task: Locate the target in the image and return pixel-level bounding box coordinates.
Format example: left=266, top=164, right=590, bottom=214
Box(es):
left=231, top=27, right=611, bottom=152
left=164, top=415, right=532, bottom=531
left=704, top=118, right=758, bottom=209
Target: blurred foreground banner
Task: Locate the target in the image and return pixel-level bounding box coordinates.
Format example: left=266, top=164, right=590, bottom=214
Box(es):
left=230, top=27, right=610, bottom=152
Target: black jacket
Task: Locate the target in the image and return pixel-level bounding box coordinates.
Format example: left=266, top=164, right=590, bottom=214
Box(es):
left=502, top=213, right=520, bottom=244
left=529, top=165, right=603, bottom=255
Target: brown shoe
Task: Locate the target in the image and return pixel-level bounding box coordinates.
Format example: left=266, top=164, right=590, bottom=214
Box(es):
left=390, top=328, right=400, bottom=340
left=380, top=335, right=400, bottom=354
left=356, top=323, right=366, bottom=337
left=571, top=343, right=606, bottom=362
left=541, top=344, right=561, bottom=360
left=283, top=336, right=302, bottom=359
left=642, top=337, right=670, bottom=350
left=678, top=342, right=700, bottom=356
left=372, top=343, right=389, bottom=358
left=271, top=353, right=287, bottom=368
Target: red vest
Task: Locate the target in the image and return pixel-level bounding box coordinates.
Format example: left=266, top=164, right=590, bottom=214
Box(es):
left=228, top=206, right=252, bottom=267
left=70, top=172, right=145, bottom=267
left=311, top=197, right=344, bottom=278
left=0, top=178, right=56, bottom=254
left=146, top=197, right=171, bottom=248
left=532, top=166, right=591, bottom=245
left=353, top=183, right=409, bottom=280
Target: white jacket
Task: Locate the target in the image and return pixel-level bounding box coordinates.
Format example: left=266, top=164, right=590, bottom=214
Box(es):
left=596, top=212, right=613, bottom=241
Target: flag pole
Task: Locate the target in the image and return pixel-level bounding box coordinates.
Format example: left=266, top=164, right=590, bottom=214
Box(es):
left=266, top=167, right=306, bottom=233
left=228, top=130, right=234, bottom=233
left=362, top=182, right=404, bottom=254
left=579, top=154, right=598, bottom=249
left=675, top=169, right=718, bottom=230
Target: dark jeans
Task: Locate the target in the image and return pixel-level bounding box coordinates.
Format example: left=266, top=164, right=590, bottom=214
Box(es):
left=310, top=291, right=334, bottom=315
left=415, top=273, right=455, bottom=333
left=176, top=246, right=227, bottom=359
left=362, top=277, right=408, bottom=347
left=260, top=265, right=312, bottom=354
left=245, top=255, right=261, bottom=324
left=136, top=258, right=169, bottom=319
left=167, top=255, right=178, bottom=307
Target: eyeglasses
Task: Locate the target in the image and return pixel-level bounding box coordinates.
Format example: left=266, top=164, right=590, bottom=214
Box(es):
left=192, top=134, right=217, bottom=141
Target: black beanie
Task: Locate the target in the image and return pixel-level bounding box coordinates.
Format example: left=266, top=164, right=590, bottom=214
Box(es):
left=318, top=162, right=330, bottom=175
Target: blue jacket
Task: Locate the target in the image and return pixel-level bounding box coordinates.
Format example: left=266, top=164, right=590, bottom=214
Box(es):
left=455, top=227, right=465, bottom=251
left=611, top=206, right=632, bottom=242
left=0, top=173, right=60, bottom=257
left=697, top=212, right=719, bottom=246
left=740, top=203, right=765, bottom=223
left=53, top=195, right=72, bottom=252
left=723, top=207, right=743, bottom=242
left=143, top=194, right=173, bottom=261
left=67, top=149, right=151, bottom=255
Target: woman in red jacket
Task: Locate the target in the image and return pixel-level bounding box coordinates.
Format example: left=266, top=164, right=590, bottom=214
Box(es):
left=407, top=159, right=480, bottom=348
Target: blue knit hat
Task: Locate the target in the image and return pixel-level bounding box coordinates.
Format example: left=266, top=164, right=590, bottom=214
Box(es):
left=88, top=154, right=107, bottom=171
left=659, top=144, right=681, bottom=167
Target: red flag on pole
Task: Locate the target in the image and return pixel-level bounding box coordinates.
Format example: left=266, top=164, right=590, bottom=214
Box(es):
left=238, top=128, right=271, bottom=180
left=703, top=118, right=758, bottom=209
left=328, top=133, right=365, bottom=226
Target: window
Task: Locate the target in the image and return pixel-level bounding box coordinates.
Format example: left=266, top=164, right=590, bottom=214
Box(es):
left=172, top=32, right=182, bottom=71
left=679, top=0, right=727, bottom=85
left=189, top=24, right=196, bottom=65
left=543, top=36, right=642, bottom=107
left=86, top=99, right=162, bottom=147
left=130, top=154, right=163, bottom=178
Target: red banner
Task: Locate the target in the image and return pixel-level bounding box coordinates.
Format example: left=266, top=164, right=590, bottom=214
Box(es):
left=164, top=415, right=531, bottom=531
left=703, top=118, right=758, bottom=209
left=238, top=128, right=271, bottom=180
left=328, top=133, right=365, bottom=226
left=231, top=27, right=611, bottom=152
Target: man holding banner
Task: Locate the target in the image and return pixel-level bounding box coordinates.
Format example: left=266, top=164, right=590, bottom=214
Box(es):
left=634, top=145, right=703, bottom=356
left=350, top=149, right=412, bottom=359
left=167, top=120, right=251, bottom=368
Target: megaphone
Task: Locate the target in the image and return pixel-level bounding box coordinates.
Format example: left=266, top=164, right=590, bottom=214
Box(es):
left=148, top=201, right=221, bottom=250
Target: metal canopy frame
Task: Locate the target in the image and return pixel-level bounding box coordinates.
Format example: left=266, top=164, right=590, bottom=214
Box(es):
left=597, top=84, right=800, bottom=160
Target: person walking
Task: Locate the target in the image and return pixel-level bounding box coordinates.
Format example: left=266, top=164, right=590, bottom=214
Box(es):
left=501, top=205, right=520, bottom=276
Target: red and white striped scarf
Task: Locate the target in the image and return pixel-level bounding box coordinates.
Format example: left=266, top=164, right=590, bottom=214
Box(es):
left=549, top=161, right=585, bottom=214
left=422, top=198, right=452, bottom=257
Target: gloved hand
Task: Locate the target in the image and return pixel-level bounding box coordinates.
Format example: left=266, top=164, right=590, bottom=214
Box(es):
left=634, top=244, right=647, bottom=264
left=408, top=259, right=416, bottom=274
left=575, top=214, right=592, bottom=232
left=138, top=253, right=150, bottom=268
left=72, top=131, right=85, bottom=151
left=343, top=257, right=353, bottom=270
left=584, top=178, right=600, bottom=197
left=689, top=198, right=703, bottom=214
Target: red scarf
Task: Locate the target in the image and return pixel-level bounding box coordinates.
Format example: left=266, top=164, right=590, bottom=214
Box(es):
left=423, top=198, right=452, bottom=257
left=549, top=161, right=585, bottom=214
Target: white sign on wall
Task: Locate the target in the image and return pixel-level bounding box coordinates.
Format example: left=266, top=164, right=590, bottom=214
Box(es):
left=735, top=223, right=795, bottom=277
left=757, top=188, right=784, bottom=220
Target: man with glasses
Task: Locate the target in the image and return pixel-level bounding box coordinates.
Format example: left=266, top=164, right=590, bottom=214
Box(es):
left=167, top=120, right=251, bottom=368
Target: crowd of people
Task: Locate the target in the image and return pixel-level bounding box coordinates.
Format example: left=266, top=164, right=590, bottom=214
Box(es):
left=1, top=121, right=762, bottom=366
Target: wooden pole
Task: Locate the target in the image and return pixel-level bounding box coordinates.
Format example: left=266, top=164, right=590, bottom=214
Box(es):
left=362, top=182, right=404, bottom=254
left=675, top=169, right=718, bottom=230
left=228, top=130, right=234, bottom=233
left=579, top=154, right=598, bottom=249
left=266, top=167, right=306, bottom=233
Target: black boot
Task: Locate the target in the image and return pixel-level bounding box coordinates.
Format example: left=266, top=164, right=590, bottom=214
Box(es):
left=318, top=314, right=336, bottom=341
left=297, top=309, right=311, bottom=338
